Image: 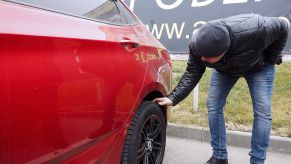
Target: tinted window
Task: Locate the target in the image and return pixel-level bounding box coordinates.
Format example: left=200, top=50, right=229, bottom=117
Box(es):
left=8, top=0, right=125, bottom=24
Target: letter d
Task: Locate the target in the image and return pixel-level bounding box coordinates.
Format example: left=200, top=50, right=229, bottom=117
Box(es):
left=156, top=0, right=183, bottom=10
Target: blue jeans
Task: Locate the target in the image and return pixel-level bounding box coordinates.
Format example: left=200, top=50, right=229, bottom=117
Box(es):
left=207, top=64, right=274, bottom=164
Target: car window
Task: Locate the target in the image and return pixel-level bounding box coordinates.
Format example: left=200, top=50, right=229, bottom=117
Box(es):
left=116, top=1, right=138, bottom=25
left=7, top=0, right=126, bottom=25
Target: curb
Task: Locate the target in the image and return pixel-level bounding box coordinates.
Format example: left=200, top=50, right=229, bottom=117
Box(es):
left=166, top=123, right=291, bottom=154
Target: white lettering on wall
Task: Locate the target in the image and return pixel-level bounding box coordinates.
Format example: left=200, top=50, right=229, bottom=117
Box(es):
left=156, top=0, right=183, bottom=10
left=191, top=0, right=214, bottom=7
left=127, top=0, right=262, bottom=11
left=164, top=23, right=185, bottom=39
left=192, top=21, right=206, bottom=35
left=146, top=24, right=165, bottom=39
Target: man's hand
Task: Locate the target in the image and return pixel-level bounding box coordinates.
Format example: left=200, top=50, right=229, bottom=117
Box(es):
left=152, top=97, right=173, bottom=106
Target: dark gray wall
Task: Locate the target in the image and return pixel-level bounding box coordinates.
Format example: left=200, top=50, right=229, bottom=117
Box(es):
left=125, top=0, right=291, bottom=53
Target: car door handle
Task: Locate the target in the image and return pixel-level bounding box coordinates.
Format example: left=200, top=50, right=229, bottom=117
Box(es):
left=119, top=39, right=140, bottom=50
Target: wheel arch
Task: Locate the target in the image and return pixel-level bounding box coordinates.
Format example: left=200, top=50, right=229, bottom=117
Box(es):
left=139, top=82, right=170, bottom=124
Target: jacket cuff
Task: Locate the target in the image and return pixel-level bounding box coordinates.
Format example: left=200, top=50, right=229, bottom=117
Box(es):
left=166, top=94, right=179, bottom=106
left=266, top=57, right=282, bottom=65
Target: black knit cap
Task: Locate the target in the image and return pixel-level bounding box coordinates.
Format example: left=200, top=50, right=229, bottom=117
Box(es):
left=191, top=21, right=231, bottom=57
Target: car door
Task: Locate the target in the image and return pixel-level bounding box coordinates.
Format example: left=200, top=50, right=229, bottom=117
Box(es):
left=0, top=0, right=147, bottom=163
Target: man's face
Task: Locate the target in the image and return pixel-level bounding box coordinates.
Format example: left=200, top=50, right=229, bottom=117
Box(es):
left=201, top=54, right=225, bottom=63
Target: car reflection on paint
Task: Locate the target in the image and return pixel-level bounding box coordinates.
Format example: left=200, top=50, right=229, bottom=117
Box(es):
left=0, top=0, right=172, bottom=163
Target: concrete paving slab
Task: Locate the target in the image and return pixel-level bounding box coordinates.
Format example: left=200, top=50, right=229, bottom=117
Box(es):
left=163, top=136, right=291, bottom=164
left=167, top=123, right=291, bottom=154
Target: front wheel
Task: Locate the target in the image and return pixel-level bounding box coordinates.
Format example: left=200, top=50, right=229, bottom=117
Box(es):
left=122, top=101, right=166, bottom=164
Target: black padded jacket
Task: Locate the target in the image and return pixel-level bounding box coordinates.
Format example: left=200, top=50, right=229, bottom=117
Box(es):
left=167, top=14, right=289, bottom=106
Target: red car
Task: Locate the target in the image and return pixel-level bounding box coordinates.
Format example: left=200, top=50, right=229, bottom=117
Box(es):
left=0, top=0, right=172, bottom=163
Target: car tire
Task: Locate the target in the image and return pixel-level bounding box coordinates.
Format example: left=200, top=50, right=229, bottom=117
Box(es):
left=122, top=101, right=166, bottom=164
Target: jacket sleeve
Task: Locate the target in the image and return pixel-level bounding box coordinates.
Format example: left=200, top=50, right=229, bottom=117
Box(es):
left=263, top=17, right=289, bottom=65
left=167, top=48, right=206, bottom=106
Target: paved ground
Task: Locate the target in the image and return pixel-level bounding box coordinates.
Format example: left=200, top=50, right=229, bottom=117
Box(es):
left=163, top=136, right=291, bottom=164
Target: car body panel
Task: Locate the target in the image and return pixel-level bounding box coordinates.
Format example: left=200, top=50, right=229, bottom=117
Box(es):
left=0, top=0, right=171, bottom=163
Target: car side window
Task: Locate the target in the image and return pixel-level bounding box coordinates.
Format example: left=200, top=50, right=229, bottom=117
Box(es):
left=116, top=1, right=138, bottom=25
left=7, top=0, right=126, bottom=25
left=82, top=1, right=124, bottom=24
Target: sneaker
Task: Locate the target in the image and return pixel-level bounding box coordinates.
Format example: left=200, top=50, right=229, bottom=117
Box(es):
left=204, top=157, right=228, bottom=164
